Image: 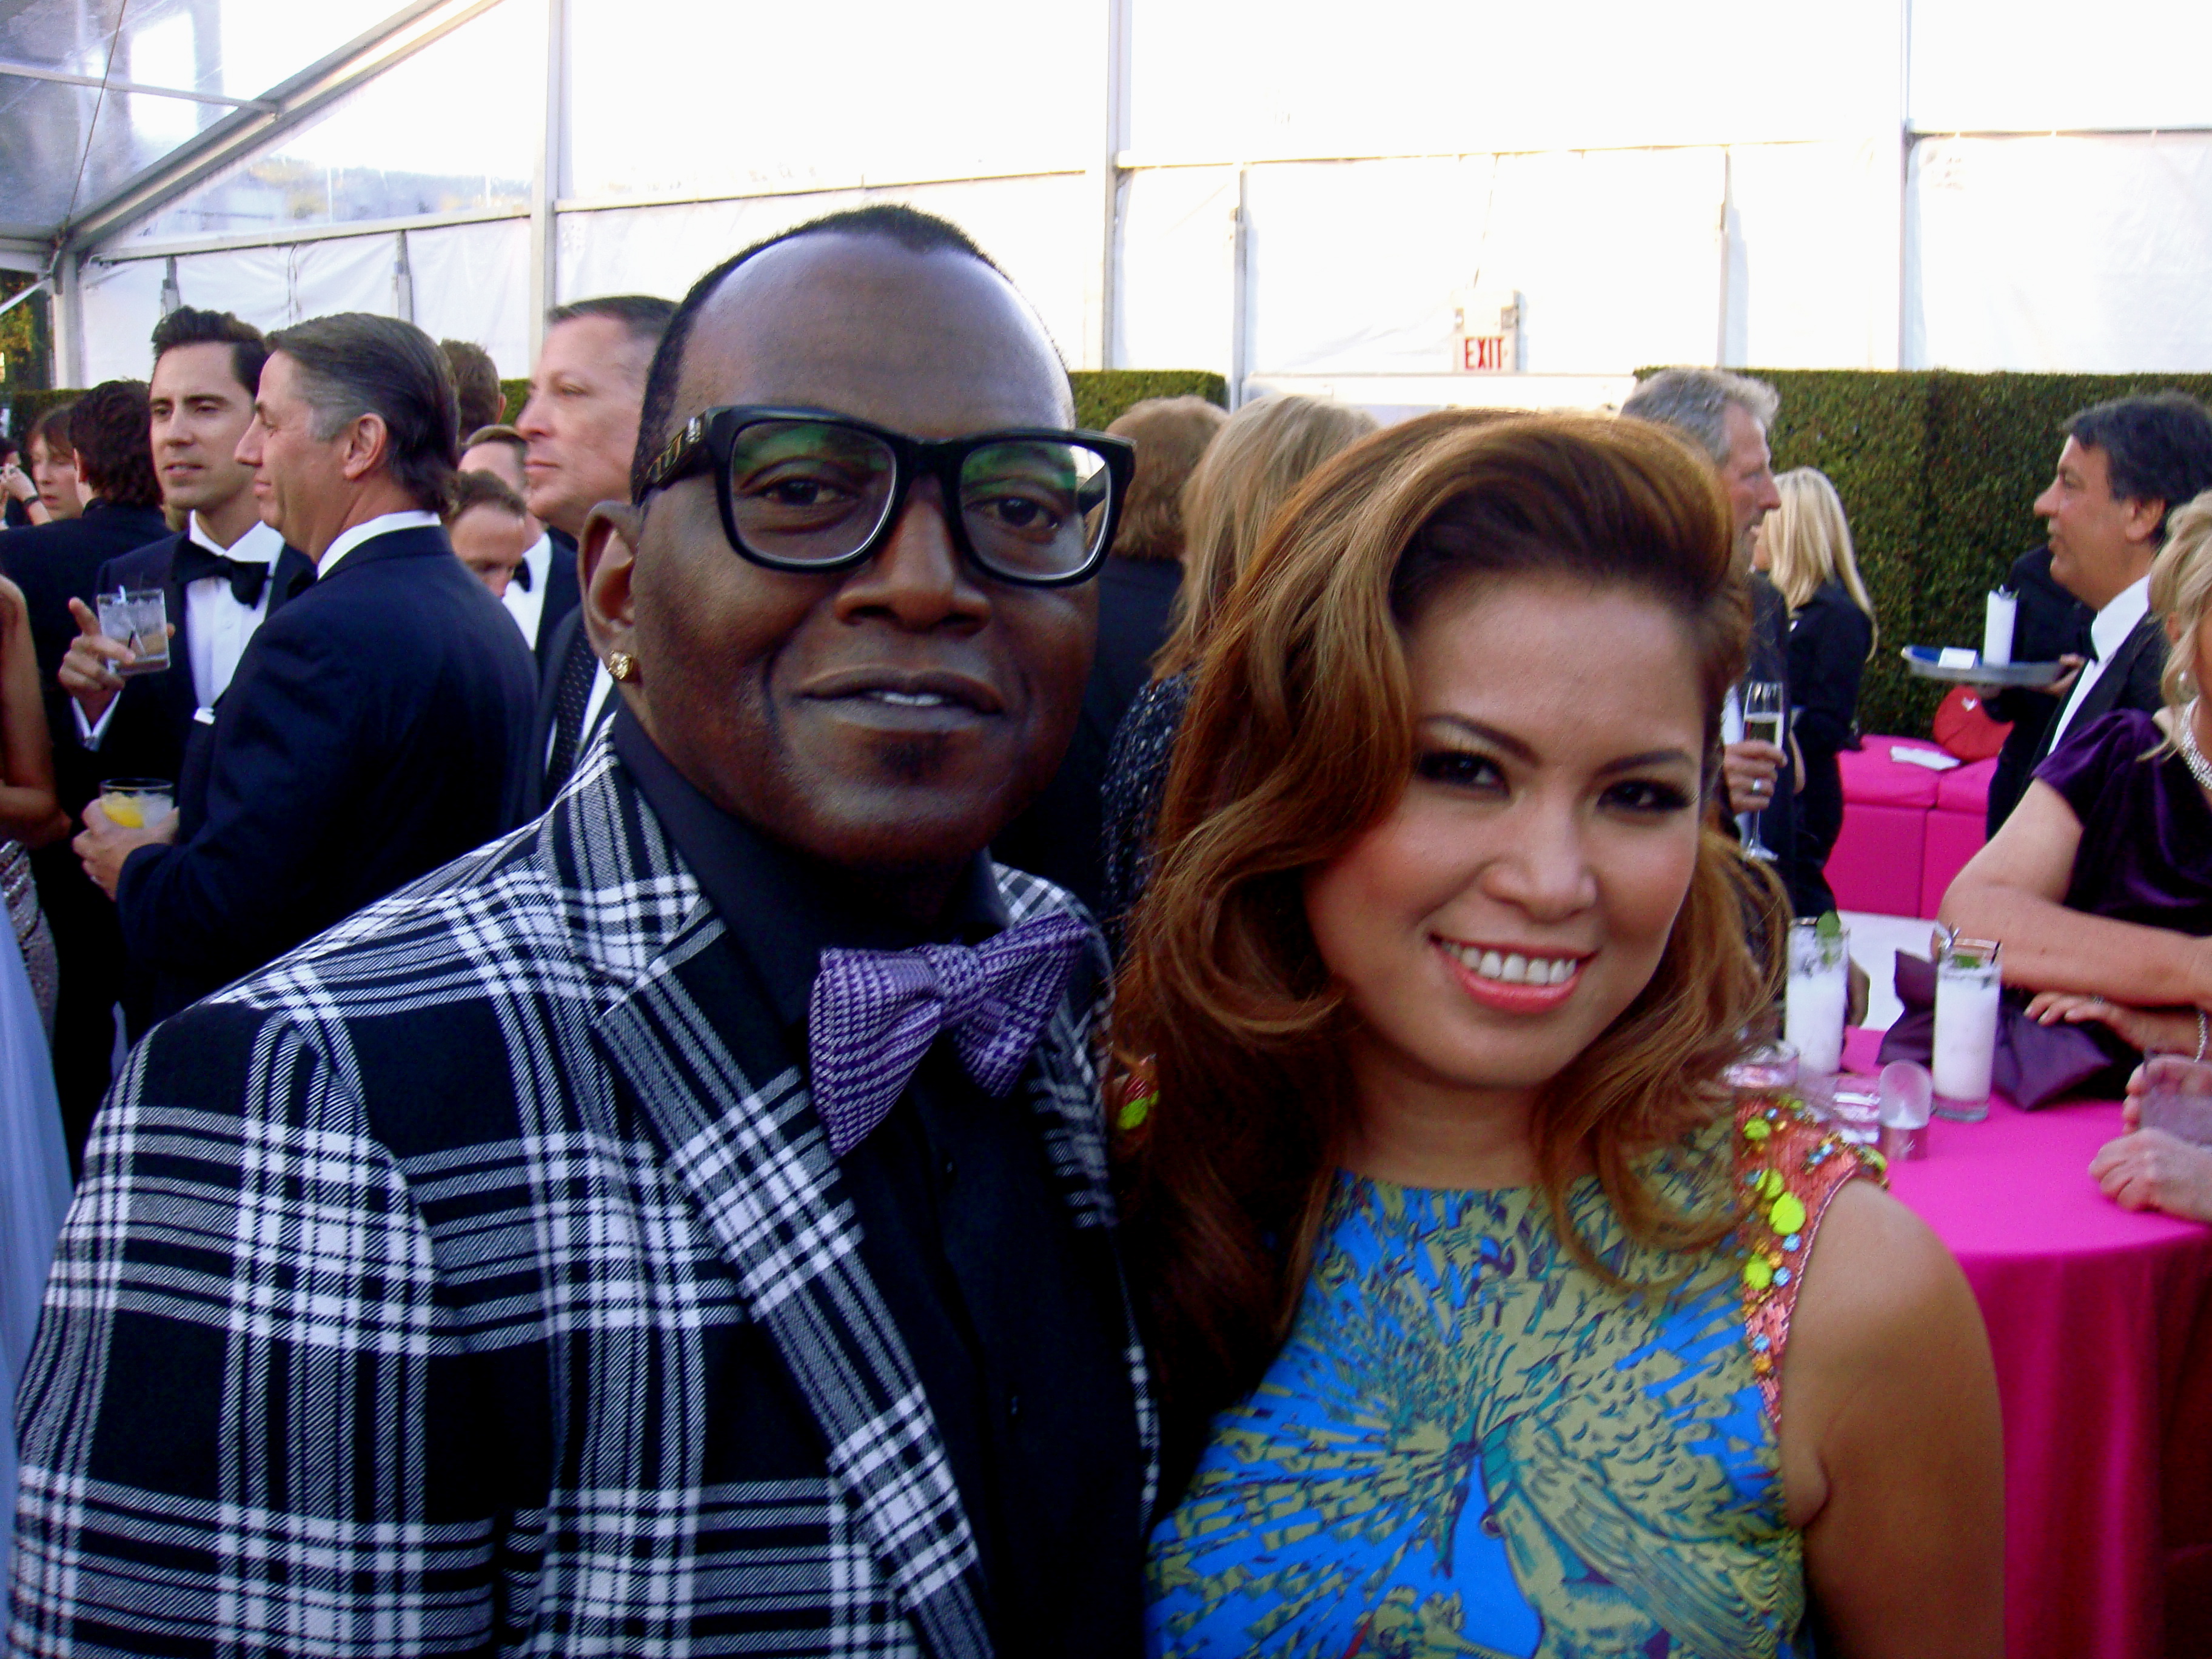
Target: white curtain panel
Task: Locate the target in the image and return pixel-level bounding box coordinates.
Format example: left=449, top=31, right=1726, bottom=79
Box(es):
left=1725, top=139, right=1901, bottom=371
left=407, top=219, right=532, bottom=377
left=78, top=259, right=169, bottom=384
left=1908, top=133, right=2212, bottom=372
left=1113, top=165, right=1239, bottom=378
left=557, top=174, right=1094, bottom=373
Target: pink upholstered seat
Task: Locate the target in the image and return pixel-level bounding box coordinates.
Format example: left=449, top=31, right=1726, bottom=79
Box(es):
left=1830, top=739, right=1992, bottom=918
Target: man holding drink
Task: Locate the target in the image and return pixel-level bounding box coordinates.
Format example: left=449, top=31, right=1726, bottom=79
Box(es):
left=72, top=312, right=535, bottom=1019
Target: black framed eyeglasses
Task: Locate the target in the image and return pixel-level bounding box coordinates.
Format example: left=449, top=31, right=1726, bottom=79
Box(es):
left=635, top=404, right=1136, bottom=588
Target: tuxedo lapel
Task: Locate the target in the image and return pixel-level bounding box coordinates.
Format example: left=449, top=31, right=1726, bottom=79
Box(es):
left=585, top=797, right=991, bottom=1659
left=2042, top=615, right=2164, bottom=762
left=266, top=545, right=315, bottom=617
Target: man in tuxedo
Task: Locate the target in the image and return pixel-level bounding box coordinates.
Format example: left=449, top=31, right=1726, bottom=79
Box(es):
left=2026, top=393, right=2212, bottom=768
left=0, top=379, right=170, bottom=1154
left=458, top=424, right=552, bottom=641
left=1621, top=367, right=1829, bottom=915
left=59, top=309, right=315, bottom=826
left=445, top=468, right=535, bottom=600
left=71, top=312, right=537, bottom=1020
left=16, top=206, right=1150, bottom=1657
left=517, top=295, right=675, bottom=800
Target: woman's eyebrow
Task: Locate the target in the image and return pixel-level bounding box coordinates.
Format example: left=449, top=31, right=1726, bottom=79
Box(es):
left=1420, top=716, right=1696, bottom=778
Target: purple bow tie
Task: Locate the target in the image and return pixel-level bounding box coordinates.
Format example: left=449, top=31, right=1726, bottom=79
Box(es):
left=806, top=908, right=1095, bottom=1158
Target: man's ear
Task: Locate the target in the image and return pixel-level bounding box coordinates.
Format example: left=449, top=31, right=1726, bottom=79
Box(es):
left=2122, top=495, right=2168, bottom=548
left=580, top=501, right=642, bottom=662
left=339, top=412, right=392, bottom=482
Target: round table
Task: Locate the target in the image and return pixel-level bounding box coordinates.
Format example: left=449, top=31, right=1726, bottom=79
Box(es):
left=1840, top=1028, right=2212, bottom=1659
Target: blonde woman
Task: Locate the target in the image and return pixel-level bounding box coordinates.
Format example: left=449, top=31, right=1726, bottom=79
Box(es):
left=1098, top=395, right=1378, bottom=950
left=1942, top=491, right=2212, bottom=1081
left=1753, top=468, right=1876, bottom=879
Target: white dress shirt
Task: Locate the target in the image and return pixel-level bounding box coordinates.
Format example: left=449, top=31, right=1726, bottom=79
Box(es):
left=317, top=509, right=441, bottom=580
left=77, top=512, right=286, bottom=748
left=501, top=531, right=553, bottom=649
left=2047, top=573, right=2151, bottom=752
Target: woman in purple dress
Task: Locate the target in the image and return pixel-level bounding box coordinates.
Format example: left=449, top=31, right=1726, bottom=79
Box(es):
left=1943, top=490, right=2212, bottom=1060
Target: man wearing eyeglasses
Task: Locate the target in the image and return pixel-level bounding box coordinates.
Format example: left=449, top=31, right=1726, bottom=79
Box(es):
left=13, top=206, right=1148, bottom=1659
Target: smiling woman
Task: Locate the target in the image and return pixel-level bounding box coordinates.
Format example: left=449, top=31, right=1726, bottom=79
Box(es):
left=1119, top=412, right=2003, bottom=1658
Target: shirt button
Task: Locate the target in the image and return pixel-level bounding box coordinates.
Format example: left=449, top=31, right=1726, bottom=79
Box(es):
left=941, top=1155, right=956, bottom=1185
left=1007, top=1393, right=1021, bottom=1422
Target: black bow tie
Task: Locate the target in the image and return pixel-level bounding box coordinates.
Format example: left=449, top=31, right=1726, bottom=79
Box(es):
left=176, top=543, right=273, bottom=608
left=509, top=557, right=532, bottom=592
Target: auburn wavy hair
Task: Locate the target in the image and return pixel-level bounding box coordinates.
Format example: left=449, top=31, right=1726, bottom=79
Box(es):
left=1115, top=412, right=1784, bottom=1480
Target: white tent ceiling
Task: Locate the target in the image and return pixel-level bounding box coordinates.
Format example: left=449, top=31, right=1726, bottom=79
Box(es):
left=6, top=0, right=2212, bottom=390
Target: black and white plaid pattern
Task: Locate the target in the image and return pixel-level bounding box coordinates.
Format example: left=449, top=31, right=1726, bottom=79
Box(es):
left=11, top=733, right=1158, bottom=1658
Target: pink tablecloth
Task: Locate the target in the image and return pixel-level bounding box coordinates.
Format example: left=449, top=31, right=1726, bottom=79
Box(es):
left=1840, top=1028, right=2212, bottom=1659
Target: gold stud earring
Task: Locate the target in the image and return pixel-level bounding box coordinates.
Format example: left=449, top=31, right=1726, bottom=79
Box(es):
left=606, top=651, right=636, bottom=683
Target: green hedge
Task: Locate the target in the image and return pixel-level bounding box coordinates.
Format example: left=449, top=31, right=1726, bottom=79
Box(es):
left=1655, top=369, right=2212, bottom=738
left=1071, top=369, right=1228, bottom=431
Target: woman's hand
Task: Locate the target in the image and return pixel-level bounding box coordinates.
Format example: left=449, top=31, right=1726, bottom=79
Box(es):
left=2025, top=989, right=2204, bottom=1057
left=2090, top=1127, right=2212, bottom=1221
left=0, top=460, right=36, bottom=504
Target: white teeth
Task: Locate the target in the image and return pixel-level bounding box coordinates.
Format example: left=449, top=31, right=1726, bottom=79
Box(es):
left=868, top=690, right=947, bottom=708
left=1446, top=942, right=1578, bottom=986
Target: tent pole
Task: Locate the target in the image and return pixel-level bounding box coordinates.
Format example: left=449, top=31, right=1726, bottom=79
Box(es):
left=528, top=0, right=566, bottom=365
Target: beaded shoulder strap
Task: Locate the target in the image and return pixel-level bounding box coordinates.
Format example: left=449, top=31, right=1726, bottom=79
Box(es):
left=1734, top=1094, right=1888, bottom=1423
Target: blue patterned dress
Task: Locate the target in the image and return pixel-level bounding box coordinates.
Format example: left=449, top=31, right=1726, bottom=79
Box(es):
left=1147, top=1101, right=1877, bottom=1658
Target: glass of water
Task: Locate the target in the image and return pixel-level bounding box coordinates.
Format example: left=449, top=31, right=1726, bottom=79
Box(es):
left=1932, top=936, right=2003, bottom=1121
left=97, top=588, right=170, bottom=676
left=1785, top=917, right=1851, bottom=1075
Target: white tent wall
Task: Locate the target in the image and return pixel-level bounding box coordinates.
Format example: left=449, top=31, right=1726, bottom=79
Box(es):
left=407, top=219, right=532, bottom=376
left=1908, top=133, right=2212, bottom=374
left=555, top=175, right=1096, bottom=372
left=45, top=0, right=2212, bottom=391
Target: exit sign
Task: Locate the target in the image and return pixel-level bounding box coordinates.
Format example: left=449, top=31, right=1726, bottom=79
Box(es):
left=1452, top=287, right=1522, bottom=374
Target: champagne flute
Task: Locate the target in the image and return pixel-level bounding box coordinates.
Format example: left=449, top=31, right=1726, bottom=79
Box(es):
left=1740, top=679, right=1786, bottom=861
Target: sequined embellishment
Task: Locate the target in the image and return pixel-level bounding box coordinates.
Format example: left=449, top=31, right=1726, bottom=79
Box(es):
left=1735, top=1093, right=1887, bottom=1420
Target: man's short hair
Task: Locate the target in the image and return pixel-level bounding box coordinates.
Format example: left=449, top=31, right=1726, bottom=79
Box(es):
left=633, top=206, right=1015, bottom=499
left=151, top=306, right=267, bottom=397
left=2063, top=393, right=2212, bottom=543
left=445, top=466, right=528, bottom=527
left=545, top=295, right=677, bottom=351
left=264, top=313, right=458, bottom=513
left=463, top=422, right=528, bottom=456
left=1620, top=367, right=1781, bottom=466
left=69, top=380, right=162, bottom=509
left=441, top=340, right=506, bottom=436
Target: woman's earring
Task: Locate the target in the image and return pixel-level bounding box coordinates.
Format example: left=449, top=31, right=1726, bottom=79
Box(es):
left=606, top=651, right=637, bottom=683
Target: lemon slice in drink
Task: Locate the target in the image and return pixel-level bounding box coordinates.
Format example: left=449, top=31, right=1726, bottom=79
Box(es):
left=103, top=797, right=146, bottom=828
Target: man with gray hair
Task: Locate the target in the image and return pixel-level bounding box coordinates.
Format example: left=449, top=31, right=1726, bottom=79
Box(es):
left=1621, top=366, right=1832, bottom=916
left=72, top=311, right=538, bottom=1018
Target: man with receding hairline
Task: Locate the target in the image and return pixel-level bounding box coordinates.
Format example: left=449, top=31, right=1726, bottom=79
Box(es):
left=520, top=293, right=674, bottom=782
left=15, top=210, right=1149, bottom=1657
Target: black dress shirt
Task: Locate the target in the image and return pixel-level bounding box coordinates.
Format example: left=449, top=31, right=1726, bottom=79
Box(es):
left=614, top=712, right=1145, bottom=1657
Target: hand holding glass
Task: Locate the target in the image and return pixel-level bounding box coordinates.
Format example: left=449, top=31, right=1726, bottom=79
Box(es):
left=1738, top=680, right=1785, bottom=861
left=97, top=588, right=170, bottom=677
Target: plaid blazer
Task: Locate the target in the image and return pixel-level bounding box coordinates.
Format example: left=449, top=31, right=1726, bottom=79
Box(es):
left=12, top=737, right=1159, bottom=1658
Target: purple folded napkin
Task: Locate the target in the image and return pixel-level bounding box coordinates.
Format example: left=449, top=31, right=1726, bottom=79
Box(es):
left=1876, top=951, right=2134, bottom=1109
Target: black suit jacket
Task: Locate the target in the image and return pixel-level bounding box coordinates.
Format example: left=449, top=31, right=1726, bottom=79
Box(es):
left=2036, top=609, right=2166, bottom=768
left=116, top=525, right=539, bottom=1016
left=531, top=528, right=581, bottom=661
left=0, top=500, right=173, bottom=789
left=73, top=531, right=316, bottom=816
